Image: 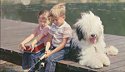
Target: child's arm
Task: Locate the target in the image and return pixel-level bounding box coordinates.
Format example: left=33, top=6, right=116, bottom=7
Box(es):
left=39, top=34, right=52, bottom=60
left=19, top=27, right=38, bottom=50
left=21, top=34, right=35, bottom=44
left=30, top=27, right=49, bottom=48
left=45, top=41, right=51, bottom=51
left=45, top=34, right=52, bottom=51
left=30, top=34, right=45, bottom=48
left=20, top=33, right=35, bottom=50
left=45, top=38, right=68, bottom=58
left=52, top=38, right=68, bottom=53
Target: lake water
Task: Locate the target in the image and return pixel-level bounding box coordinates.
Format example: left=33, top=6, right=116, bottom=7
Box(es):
left=1, top=3, right=125, bottom=36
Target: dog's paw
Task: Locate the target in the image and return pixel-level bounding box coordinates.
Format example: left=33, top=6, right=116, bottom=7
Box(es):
left=93, top=64, right=103, bottom=68
left=106, top=45, right=118, bottom=56
left=99, top=54, right=110, bottom=66
left=89, top=61, right=103, bottom=68
left=79, top=58, right=104, bottom=68
left=86, top=58, right=103, bottom=68
left=103, top=60, right=110, bottom=66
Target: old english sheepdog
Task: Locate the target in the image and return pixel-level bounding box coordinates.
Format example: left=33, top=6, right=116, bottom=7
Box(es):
left=71, top=11, right=118, bottom=68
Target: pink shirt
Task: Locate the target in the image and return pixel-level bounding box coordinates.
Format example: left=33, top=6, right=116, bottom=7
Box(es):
left=49, top=21, right=72, bottom=47
left=34, top=25, right=50, bottom=44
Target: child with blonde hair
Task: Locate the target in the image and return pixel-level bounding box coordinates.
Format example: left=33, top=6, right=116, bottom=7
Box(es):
left=44, top=3, right=72, bottom=72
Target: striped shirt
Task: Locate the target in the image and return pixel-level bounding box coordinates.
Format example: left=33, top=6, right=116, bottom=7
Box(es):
left=49, top=21, right=72, bottom=47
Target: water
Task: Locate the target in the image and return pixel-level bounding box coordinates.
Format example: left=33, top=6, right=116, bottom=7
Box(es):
left=1, top=3, right=125, bottom=36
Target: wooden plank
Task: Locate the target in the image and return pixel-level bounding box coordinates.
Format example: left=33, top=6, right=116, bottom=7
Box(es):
left=107, top=65, right=125, bottom=72
left=109, top=52, right=125, bottom=64
left=1, top=19, right=125, bottom=72
left=1, top=19, right=37, bottom=53
left=56, top=60, right=97, bottom=72
left=99, top=61, right=125, bottom=72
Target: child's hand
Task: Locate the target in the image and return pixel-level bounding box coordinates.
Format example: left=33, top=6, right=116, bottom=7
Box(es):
left=31, top=44, right=35, bottom=52
left=19, top=43, right=26, bottom=51
left=45, top=50, right=50, bottom=54
left=45, top=50, right=52, bottom=58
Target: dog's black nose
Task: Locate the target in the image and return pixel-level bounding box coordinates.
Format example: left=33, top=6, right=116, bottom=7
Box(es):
left=91, top=34, right=96, bottom=37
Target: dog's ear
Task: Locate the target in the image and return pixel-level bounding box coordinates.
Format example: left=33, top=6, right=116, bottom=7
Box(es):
left=76, top=26, right=84, bottom=41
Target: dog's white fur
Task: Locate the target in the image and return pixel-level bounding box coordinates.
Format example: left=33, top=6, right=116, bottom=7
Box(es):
left=73, top=11, right=118, bottom=68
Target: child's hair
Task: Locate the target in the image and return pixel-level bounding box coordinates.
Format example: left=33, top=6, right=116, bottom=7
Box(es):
left=50, top=3, right=66, bottom=18
left=38, top=9, right=49, bottom=18
left=38, top=9, right=50, bottom=25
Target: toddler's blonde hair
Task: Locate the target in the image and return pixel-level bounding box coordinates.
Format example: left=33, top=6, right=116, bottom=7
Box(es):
left=50, top=3, right=66, bottom=18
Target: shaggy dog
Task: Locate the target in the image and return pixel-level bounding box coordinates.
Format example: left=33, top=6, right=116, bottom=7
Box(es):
left=71, top=11, right=118, bottom=68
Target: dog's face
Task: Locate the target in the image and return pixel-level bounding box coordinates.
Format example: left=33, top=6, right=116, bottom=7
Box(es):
left=75, top=11, right=104, bottom=44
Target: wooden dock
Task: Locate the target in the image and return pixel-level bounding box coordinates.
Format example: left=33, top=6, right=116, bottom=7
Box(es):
left=1, top=19, right=125, bottom=72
